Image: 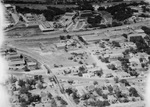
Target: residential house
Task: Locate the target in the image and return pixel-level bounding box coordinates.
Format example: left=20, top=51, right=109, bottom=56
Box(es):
left=27, top=61, right=37, bottom=70
left=116, top=71, right=131, bottom=78
left=120, top=42, right=136, bottom=49
left=8, top=60, right=25, bottom=66
left=55, top=42, right=66, bottom=49
left=105, top=52, right=124, bottom=60
left=6, top=54, right=21, bottom=60
left=111, top=60, right=122, bottom=69
left=82, top=73, right=94, bottom=78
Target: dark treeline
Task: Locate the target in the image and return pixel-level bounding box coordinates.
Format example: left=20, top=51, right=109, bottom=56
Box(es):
left=106, top=3, right=133, bottom=21
left=98, top=1, right=148, bottom=21
left=3, top=0, right=109, bottom=5
left=15, top=1, right=148, bottom=22
left=4, top=0, right=46, bottom=4
left=15, top=3, right=94, bottom=21
left=16, top=6, right=66, bottom=21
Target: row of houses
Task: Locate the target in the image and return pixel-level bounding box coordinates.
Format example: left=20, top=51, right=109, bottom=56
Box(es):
left=1, top=49, right=40, bottom=71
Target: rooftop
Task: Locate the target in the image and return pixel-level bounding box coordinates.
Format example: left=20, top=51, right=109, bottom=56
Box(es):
left=128, top=33, right=147, bottom=38
left=81, top=33, right=108, bottom=42
left=39, top=21, right=54, bottom=31
left=134, top=29, right=145, bottom=33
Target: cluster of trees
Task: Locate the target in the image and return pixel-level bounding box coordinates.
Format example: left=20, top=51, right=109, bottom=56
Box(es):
left=129, top=87, right=139, bottom=97
left=59, top=35, right=72, bottom=40
left=99, top=56, right=110, bottom=63
left=8, top=75, right=58, bottom=107
left=118, top=56, right=139, bottom=77
left=56, top=96, right=68, bottom=105
left=142, top=26, right=150, bottom=35
left=123, top=47, right=137, bottom=55
left=112, top=41, right=121, bottom=47
left=16, top=6, right=65, bottom=21
left=78, top=66, right=87, bottom=76
left=4, top=0, right=46, bottom=4
left=106, top=3, right=134, bottom=21
left=4, top=0, right=106, bottom=5
left=130, top=36, right=150, bottom=54
left=89, top=100, right=110, bottom=107
left=107, top=64, right=117, bottom=70
left=87, top=14, right=102, bottom=27
left=10, top=75, right=46, bottom=91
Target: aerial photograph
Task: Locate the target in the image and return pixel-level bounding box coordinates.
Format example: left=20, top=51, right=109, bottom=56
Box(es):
left=1, top=0, right=150, bottom=107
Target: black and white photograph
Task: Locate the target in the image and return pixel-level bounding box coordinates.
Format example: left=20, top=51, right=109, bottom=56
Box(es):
left=0, top=0, right=150, bottom=107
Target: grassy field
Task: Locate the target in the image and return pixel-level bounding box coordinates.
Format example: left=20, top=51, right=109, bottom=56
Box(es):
left=39, top=50, right=95, bottom=68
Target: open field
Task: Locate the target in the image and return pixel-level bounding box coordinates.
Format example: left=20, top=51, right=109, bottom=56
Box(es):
left=38, top=51, right=95, bottom=68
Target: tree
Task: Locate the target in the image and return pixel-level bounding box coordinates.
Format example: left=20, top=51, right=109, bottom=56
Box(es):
left=78, top=72, right=83, bottom=77
left=37, top=82, right=43, bottom=89
left=81, top=93, right=90, bottom=100
left=107, top=85, right=113, bottom=93
left=24, top=65, right=30, bottom=72
left=72, top=92, right=79, bottom=100
left=102, top=94, right=108, bottom=99
left=60, top=99, right=68, bottom=105
left=30, top=95, right=41, bottom=103
left=95, top=88, right=103, bottom=96
left=39, top=75, right=44, bottom=83
left=26, top=78, right=36, bottom=88
left=103, top=57, right=109, bottom=63
left=56, top=96, right=62, bottom=100
left=93, top=81, right=98, bottom=85
left=130, top=71, right=139, bottom=77
left=122, top=34, right=128, bottom=38
left=95, top=100, right=103, bottom=107
left=79, top=66, right=86, bottom=73
left=66, top=35, right=71, bottom=39
left=18, top=79, right=26, bottom=87
left=112, top=41, right=120, bottom=47
left=107, top=64, right=117, bottom=70
left=34, top=75, right=39, bottom=81
left=120, top=79, right=130, bottom=86
left=89, top=101, right=96, bottom=106
left=51, top=98, right=57, bottom=107
left=103, top=101, right=110, bottom=106
left=48, top=93, right=53, bottom=99
left=20, top=54, right=23, bottom=59
left=114, top=76, right=119, bottom=83
left=94, top=69, right=103, bottom=77
left=139, top=58, right=143, bottom=63
left=129, top=87, right=139, bottom=97
left=60, top=35, right=66, bottom=40
left=35, top=62, right=41, bottom=70
left=19, top=86, right=29, bottom=94
left=9, top=76, right=17, bottom=84
left=65, top=88, right=73, bottom=95
left=141, top=63, right=146, bottom=68
left=74, top=98, right=80, bottom=104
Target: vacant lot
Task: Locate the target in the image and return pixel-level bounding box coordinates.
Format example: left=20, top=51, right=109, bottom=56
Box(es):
left=39, top=50, right=95, bottom=68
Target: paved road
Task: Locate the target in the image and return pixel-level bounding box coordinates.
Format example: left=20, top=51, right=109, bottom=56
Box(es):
left=6, top=20, right=150, bottom=42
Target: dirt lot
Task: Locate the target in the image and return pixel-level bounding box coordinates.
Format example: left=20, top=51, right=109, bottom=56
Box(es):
left=39, top=50, right=95, bottom=68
